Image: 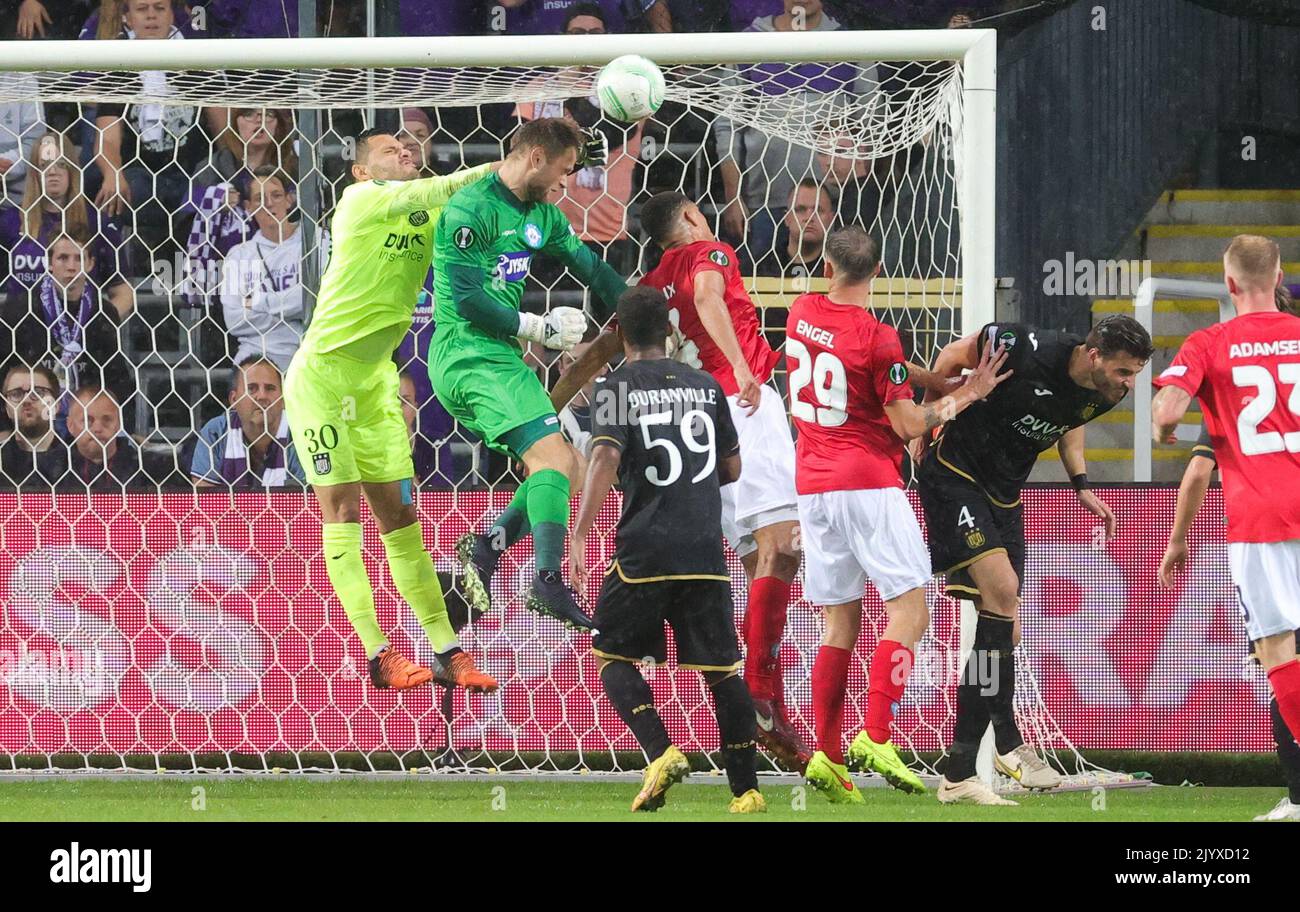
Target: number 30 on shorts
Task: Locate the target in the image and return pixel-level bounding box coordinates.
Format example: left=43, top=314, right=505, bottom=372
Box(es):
left=302, top=424, right=339, bottom=454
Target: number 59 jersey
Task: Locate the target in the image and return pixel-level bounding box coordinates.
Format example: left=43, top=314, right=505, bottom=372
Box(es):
left=1155, top=310, right=1300, bottom=543
left=590, top=358, right=740, bottom=579
left=785, top=293, right=915, bottom=495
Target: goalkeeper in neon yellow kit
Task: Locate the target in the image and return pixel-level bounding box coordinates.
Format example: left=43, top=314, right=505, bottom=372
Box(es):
left=432, top=118, right=627, bottom=631
left=284, top=130, right=542, bottom=692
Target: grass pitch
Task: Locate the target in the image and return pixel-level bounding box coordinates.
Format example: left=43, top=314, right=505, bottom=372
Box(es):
left=0, top=777, right=1283, bottom=822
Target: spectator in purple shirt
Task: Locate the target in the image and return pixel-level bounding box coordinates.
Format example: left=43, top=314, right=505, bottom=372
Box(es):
left=92, top=0, right=224, bottom=252
left=2, top=233, right=135, bottom=428
left=3, top=131, right=132, bottom=318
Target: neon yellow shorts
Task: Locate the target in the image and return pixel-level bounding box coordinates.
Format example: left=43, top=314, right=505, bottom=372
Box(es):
left=283, top=348, right=414, bottom=487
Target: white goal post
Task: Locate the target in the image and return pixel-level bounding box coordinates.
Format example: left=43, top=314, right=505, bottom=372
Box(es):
left=0, top=30, right=1142, bottom=791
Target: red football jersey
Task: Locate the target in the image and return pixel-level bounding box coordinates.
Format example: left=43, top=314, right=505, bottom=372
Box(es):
left=639, top=240, right=780, bottom=396
left=785, top=293, right=914, bottom=495
left=1154, top=310, right=1300, bottom=543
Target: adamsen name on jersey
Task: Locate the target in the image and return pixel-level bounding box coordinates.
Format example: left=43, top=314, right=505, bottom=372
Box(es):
left=1228, top=338, right=1300, bottom=358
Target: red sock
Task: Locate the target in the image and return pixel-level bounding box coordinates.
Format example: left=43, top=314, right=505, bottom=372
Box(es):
left=743, top=576, right=790, bottom=703
left=865, top=639, right=913, bottom=745
left=1269, top=660, right=1300, bottom=745
left=812, top=645, right=852, bottom=764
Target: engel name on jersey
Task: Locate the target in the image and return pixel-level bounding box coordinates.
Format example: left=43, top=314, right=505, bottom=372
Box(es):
left=785, top=293, right=914, bottom=495
left=639, top=240, right=780, bottom=396
left=1155, top=310, right=1300, bottom=543
left=589, top=358, right=739, bottom=579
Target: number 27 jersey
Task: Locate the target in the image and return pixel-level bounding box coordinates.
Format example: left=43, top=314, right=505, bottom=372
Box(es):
left=1155, top=310, right=1300, bottom=542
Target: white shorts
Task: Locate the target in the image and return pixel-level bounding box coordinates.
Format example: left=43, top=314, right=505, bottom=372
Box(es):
left=797, top=487, right=932, bottom=605
left=1230, top=540, right=1300, bottom=641
left=720, top=384, right=799, bottom=558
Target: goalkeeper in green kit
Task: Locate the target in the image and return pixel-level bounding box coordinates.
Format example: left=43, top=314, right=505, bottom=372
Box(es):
left=432, top=118, right=627, bottom=631
left=284, top=129, right=533, bottom=692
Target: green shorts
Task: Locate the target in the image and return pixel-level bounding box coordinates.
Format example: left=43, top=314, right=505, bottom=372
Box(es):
left=430, top=335, right=558, bottom=460
left=283, top=347, right=415, bottom=487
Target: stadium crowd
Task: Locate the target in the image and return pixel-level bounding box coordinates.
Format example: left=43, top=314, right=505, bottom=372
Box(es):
left=0, top=0, right=1041, bottom=493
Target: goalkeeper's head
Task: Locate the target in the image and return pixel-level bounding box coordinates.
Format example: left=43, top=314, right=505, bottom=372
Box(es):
left=639, top=190, right=715, bottom=250
left=504, top=117, right=584, bottom=203
left=351, top=128, right=421, bottom=183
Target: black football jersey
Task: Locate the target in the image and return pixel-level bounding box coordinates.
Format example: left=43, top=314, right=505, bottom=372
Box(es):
left=590, top=358, right=740, bottom=579
left=925, top=322, right=1117, bottom=504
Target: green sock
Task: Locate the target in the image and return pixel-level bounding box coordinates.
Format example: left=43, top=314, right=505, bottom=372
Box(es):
left=487, top=477, right=533, bottom=555
left=322, top=523, right=387, bottom=658
left=380, top=522, right=459, bottom=654
left=527, top=468, right=570, bottom=574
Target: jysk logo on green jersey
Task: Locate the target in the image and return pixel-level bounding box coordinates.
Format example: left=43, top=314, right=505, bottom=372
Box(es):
left=523, top=223, right=543, bottom=248
left=454, top=226, right=476, bottom=249
left=708, top=249, right=730, bottom=267
left=889, top=362, right=909, bottom=385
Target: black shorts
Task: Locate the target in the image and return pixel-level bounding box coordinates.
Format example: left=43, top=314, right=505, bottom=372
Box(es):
left=917, top=463, right=1025, bottom=600
left=591, top=566, right=741, bottom=672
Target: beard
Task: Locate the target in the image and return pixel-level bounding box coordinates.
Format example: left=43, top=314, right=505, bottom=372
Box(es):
left=1091, top=368, right=1129, bottom=403
left=522, top=174, right=554, bottom=203
left=18, top=413, right=51, bottom=438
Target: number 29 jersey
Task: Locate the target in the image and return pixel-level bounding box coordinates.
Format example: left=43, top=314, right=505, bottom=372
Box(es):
left=590, top=358, right=740, bottom=579
left=1155, top=310, right=1300, bottom=543
left=785, top=293, right=915, bottom=495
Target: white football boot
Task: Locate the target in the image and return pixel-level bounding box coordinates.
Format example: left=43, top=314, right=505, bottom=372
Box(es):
left=995, top=744, right=1063, bottom=790
left=1253, top=796, right=1300, bottom=821
left=937, top=775, right=1019, bottom=806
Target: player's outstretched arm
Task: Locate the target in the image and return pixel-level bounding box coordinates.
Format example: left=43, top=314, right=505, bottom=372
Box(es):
left=695, top=270, right=761, bottom=414
left=884, top=343, right=1010, bottom=441
left=570, top=442, right=622, bottom=590
left=1058, top=425, right=1117, bottom=539
left=1159, top=453, right=1215, bottom=588
left=367, top=161, right=499, bottom=219
left=1152, top=385, right=1192, bottom=444
left=550, top=327, right=623, bottom=411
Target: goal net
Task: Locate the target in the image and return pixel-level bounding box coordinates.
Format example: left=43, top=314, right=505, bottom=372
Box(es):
left=0, top=31, right=1122, bottom=788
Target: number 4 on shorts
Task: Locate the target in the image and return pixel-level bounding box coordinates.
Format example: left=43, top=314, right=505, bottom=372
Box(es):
left=957, top=505, right=975, bottom=529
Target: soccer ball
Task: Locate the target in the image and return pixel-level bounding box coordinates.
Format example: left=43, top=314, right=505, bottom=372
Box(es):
left=596, top=54, right=666, bottom=122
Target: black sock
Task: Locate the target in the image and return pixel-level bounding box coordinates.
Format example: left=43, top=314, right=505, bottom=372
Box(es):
left=600, top=661, right=671, bottom=761
left=434, top=646, right=463, bottom=666
left=946, top=615, right=1007, bottom=781
left=1272, top=696, right=1300, bottom=804
left=977, top=613, right=1022, bottom=754
left=707, top=673, right=759, bottom=797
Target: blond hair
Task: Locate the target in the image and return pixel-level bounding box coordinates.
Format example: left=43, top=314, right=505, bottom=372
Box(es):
left=19, top=131, right=89, bottom=242
left=1225, top=234, right=1281, bottom=293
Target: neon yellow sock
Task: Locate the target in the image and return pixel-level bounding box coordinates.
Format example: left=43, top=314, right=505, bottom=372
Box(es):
left=322, top=522, right=387, bottom=657
left=381, top=521, right=459, bottom=653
